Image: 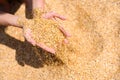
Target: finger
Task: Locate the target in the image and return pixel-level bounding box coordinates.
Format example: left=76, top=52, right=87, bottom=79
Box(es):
left=36, top=43, right=55, bottom=54
left=27, top=38, right=36, bottom=46
left=42, top=12, right=66, bottom=20
left=58, top=25, right=71, bottom=37
left=53, top=13, right=66, bottom=20
left=24, top=29, right=36, bottom=46
left=42, top=12, right=53, bottom=19
left=63, top=39, right=69, bottom=44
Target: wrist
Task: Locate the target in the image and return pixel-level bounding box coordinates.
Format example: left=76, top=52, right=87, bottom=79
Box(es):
left=10, top=16, right=22, bottom=28
left=17, top=17, right=28, bottom=28
left=0, top=12, right=24, bottom=28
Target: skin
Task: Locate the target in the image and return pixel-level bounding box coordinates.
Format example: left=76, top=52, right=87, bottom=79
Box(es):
left=0, top=0, right=71, bottom=54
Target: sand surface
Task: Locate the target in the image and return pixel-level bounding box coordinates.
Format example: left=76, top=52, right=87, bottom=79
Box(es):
left=0, top=0, right=120, bottom=80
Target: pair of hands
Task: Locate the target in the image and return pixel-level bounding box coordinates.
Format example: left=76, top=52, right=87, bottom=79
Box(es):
left=23, top=11, right=71, bottom=54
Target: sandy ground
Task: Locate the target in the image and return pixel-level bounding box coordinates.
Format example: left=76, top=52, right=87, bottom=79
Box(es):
left=0, top=0, right=120, bottom=80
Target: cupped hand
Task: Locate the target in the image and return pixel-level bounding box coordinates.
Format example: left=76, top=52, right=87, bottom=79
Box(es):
left=23, top=25, right=56, bottom=54
left=42, top=11, right=71, bottom=42
left=23, top=11, right=71, bottom=54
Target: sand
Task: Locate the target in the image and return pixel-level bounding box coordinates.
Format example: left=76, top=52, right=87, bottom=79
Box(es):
left=0, top=0, right=120, bottom=80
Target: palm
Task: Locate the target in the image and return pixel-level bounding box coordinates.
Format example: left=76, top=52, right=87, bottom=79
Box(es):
left=23, top=12, right=71, bottom=54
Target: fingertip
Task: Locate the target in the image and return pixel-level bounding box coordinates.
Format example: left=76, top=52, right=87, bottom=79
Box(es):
left=54, top=13, right=66, bottom=20
left=42, top=14, right=49, bottom=19
left=51, top=49, right=56, bottom=54
left=47, top=48, right=56, bottom=54
left=63, top=39, right=69, bottom=44
left=59, top=16, right=67, bottom=20
left=66, top=33, right=71, bottom=37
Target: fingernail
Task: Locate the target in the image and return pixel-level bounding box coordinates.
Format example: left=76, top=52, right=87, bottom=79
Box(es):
left=61, top=16, right=67, bottom=20
left=48, top=48, right=56, bottom=54
left=63, top=39, right=68, bottom=44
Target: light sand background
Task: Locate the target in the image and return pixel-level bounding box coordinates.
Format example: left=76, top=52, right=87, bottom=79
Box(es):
left=0, top=0, right=120, bottom=80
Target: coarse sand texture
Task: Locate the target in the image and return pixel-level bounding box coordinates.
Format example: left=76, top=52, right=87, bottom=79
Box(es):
left=0, top=0, right=120, bottom=80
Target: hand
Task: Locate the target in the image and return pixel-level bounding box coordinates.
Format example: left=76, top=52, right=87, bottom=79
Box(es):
left=42, top=11, right=71, bottom=39
left=23, top=27, right=56, bottom=53
left=23, top=11, right=71, bottom=54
